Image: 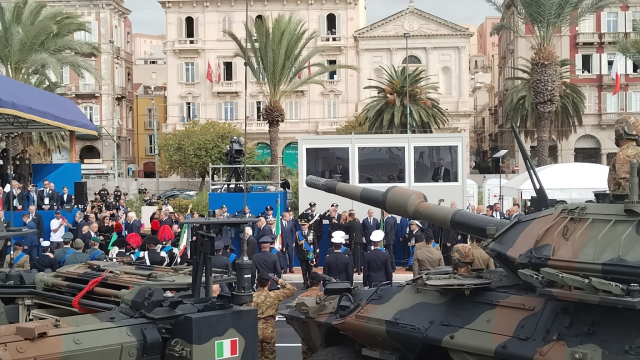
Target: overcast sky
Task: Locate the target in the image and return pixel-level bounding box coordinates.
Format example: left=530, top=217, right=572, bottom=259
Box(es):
left=124, top=0, right=500, bottom=35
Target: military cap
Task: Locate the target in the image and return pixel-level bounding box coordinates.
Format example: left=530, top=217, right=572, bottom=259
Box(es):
left=214, top=240, right=224, bottom=250
left=331, top=236, right=345, bottom=244
left=257, top=272, right=271, bottom=281
left=62, top=232, right=74, bottom=241
left=410, top=220, right=422, bottom=227
left=309, top=272, right=323, bottom=282
left=370, top=229, right=384, bottom=242
left=112, top=237, right=129, bottom=248
left=616, top=114, right=640, bottom=141
left=259, top=236, right=273, bottom=244
left=143, top=235, right=161, bottom=245
left=452, top=244, right=474, bottom=265
left=265, top=205, right=273, bottom=211
left=332, top=230, right=345, bottom=239
left=40, top=241, right=51, bottom=247
left=91, top=236, right=100, bottom=243
left=331, top=203, right=339, bottom=208
left=266, top=216, right=276, bottom=223
left=309, top=202, right=316, bottom=207
left=299, top=219, right=308, bottom=225
left=286, top=206, right=293, bottom=212
left=244, top=206, right=250, bottom=210
left=13, top=240, right=23, bottom=248
left=72, top=239, right=84, bottom=249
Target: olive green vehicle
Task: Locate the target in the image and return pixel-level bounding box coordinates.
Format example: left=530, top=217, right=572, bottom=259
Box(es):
left=0, top=218, right=259, bottom=360
left=283, top=126, right=640, bottom=360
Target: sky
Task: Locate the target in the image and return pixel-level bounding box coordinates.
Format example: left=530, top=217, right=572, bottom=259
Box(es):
left=124, top=0, right=500, bottom=35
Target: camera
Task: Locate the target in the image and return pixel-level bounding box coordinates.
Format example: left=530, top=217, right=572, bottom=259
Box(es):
left=227, top=137, right=245, bottom=165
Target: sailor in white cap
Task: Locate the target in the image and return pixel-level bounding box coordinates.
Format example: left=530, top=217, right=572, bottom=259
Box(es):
left=406, top=220, right=425, bottom=271
left=323, top=235, right=354, bottom=285
left=327, top=232, right=352, bottom=256
left=363, top=230, right=393, bottom=288
left=31, top=240, right=58, bottom=272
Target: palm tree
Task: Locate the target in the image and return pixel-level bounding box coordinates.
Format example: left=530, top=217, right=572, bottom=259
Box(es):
left=488, top=0, right=619, bottom=166
left=361, top=66, right=449, bottom=133
left=505, top=58, right=586, bottom=146
left=0, top=0, right=100, bottom=157
left=225, top=14, right=356, bottom=183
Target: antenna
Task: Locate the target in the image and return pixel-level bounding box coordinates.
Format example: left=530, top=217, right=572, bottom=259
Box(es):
left=511, top=124, right=553, bottom=212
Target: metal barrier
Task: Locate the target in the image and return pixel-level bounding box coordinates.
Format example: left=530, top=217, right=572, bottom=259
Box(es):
left=208, top=163, right=283, bottom=193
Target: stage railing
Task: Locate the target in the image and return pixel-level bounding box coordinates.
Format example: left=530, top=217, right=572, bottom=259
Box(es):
left=208, top=163, right=282, bottom=193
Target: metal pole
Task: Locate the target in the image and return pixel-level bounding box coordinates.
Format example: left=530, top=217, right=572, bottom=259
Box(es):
left=152, top=86, right=159, bottom=193
left=243, top=0, right=249, bottom=209
left=499, top=156, right=502, bottom=211
left=405, top=34, right=410, bottom=134
left=113, top=106, right=118, bottom=186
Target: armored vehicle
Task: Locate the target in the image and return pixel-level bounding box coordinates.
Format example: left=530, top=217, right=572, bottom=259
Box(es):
left=283, top=127, right=640, bottom=360
left=0, top=217, right=259, bottom=359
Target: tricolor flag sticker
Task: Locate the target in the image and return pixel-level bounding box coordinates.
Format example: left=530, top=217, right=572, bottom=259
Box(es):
left=215, top=338, right=239, bottom=359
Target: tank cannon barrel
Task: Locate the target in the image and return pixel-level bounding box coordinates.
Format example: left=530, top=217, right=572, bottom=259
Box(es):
left=306, top=176, right=509, bottom=239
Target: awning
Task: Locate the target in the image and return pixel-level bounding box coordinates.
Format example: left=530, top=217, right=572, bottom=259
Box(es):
left=0, top=74, right=98, bottom=135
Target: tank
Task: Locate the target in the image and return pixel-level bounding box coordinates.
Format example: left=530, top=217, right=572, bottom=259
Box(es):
left=0, top=217, right=259, bottom=360
left=282, top=127, right=640, bottom=360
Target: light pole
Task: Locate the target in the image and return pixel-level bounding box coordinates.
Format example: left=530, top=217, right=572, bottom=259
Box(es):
left=243, top=0, right=249, bottom=209
left=151, top=85, right=159, bottom=193
left=404, top=33, right=410, bottom=134
left=492, top=149, right=508, bottom=211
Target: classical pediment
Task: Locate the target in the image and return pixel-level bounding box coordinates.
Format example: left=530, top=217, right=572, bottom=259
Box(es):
left=354, top=6, right=472, bottom=38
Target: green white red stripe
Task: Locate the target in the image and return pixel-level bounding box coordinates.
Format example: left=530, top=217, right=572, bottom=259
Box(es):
left=215, top=338, right=238, bottom=359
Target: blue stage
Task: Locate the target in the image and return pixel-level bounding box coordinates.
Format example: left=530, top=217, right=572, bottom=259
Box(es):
left=8, top=209, right=80, bottom=243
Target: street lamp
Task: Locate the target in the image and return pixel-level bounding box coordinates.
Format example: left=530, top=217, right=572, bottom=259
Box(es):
left=404, top=32, right=410, bottom=134
left=243, top=0, right=249, bottom=209
left=492, top=149, right=508, bottom=211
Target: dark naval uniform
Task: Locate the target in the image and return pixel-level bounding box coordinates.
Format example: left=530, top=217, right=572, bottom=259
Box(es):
left=31, top=254, right=58, bottom=272
left=145, top=248, right=168, bottom=266
left=323, top=251, right=353, bottom=285
left=85, top=248, right=106, bottom=261
left=294, top=228, right=314, bottom=285
left=363, top=248, right=393, bottom=288
left=253, top=250, right=282, bottom=291
left=327, top=247, right=353, bottom=256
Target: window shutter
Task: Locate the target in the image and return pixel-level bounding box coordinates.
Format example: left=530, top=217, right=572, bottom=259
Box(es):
left=628, top=91, right=634, bottom=111
left=601, top=12, right=608, bottom=33
left=93, top=105, right=100, bottom=124
left=215, top=102, right=221, bottom=121
left=592, top=54, right=600, bottom=74
left=628, top=11, right=634, bottom=32
left=605, top=92, right=611, bottom=112
left=195, top=102, right=200, bottom=119
left=336, top=13, right=342, bottom=35
left=619, top=11, right=626, bottom=32
left=295, top=100, right=300, bottom=120
left=628, top=57, right=635, bottom=74
left=92, top=21, right=98, bottom=42
left=620, top=92, right=626, bottom=112
left=593, top=91, right=600, bottom=112
left=179, top=63, right=185, bottom=82
left=194, top=62, right=200, bottom=82
left=620, top=54, right=627, bottom=74
left=575, top=54, right=582, bottom=74
left=325, top=101, right=330, bottom=119
left=232, top=61, right=237, bottom=81
left=74, top=31, right=82, bottom=41
left=337, top=59, right=342, bottom=79
left=195, top=17, right=199, bottom=38
left=319, top=14, right=326, bottom=36
left=602, top=53, right=608, bottom=74
left=62, top=66, right=70, bottom=84
left=179, top=102, right=185, bottom=120
left=250, top=101, right=256, bottom=119
left=233, top=102, right=239, bottom=120
left=333, top=100, right=338, bottom=119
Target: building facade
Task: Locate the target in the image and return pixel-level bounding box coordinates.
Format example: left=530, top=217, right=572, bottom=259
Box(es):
left=160, top=0, right=365, bottom=164
left=133, top=34, right=167, bottom=86
left=45, top=0, right=135, bottom=178
left=133, top=85, right=167, bottom=178
left=477, top=16, right=500, bottom=59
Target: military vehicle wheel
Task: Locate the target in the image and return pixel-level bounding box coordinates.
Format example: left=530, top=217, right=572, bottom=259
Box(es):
left=309, top=346, right=363, bottom=360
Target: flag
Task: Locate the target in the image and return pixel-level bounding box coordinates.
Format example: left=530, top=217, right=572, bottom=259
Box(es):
left=178, top=224, right=189, bottom=257
left=215, top=338, right=238, bottom=359
left=217, top=61, right=222, bottom=83
left=298, top=66, right=302, bottom=79
left=107, top=233, right=118, bottom=250
left=275, top=198, right=281, bottom=250
left=308, top=60, right=311, bottom=75
left=611, top=54, right=621, bottom=95
left=206, top=61, right=214, bottom=83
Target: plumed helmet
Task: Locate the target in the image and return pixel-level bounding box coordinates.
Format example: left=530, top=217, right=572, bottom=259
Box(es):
left=451, top=244, right=474, bottom=266
left=615, top=114, right=640, bottom=147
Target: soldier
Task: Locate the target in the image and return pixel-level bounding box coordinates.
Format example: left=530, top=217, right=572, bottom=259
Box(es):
left=249, top=272, right=296, bottom=360
left=363, top=230, right=393, bottom=288
left=63, top=239, right=90, bottom=266
left=54, top=234, right=74, bottom=266
left=412, top=230, right=445, bottom=278
left=294, top=271, right=324, bottom=360
left=451, top=244, right=475, bottom=275
left=105, top=194, right=116, bottom=212
left=259, top=205, right=274, bottom=219
left=211, top=238, right=232, bottom=293
left=85, top=237, right=106, bottom=261
left=143, top=235, right=169, bottom=266
left=323, top=236, right=353, bottom=285
left=97, top=184, right=109, bottom=202
left=14, top=149, right=32, bottom=186
left=405, top=220, right=424, bottom=271
left=4, top=241, right=30, bottom=269
left=608, top=115, right=640, bottom=193
left=253, top=236, right=282, bottom=290
left=113, top=186, right=122, bottom=202
left=326, top=231, right=352, bottom=256
left=108, top=237, right=131, bottom=259
left=31, top=241, right=58, bottom=272
left=295, top=219, right=314, bottom=288
left=470, top=237, right=495, bottom=270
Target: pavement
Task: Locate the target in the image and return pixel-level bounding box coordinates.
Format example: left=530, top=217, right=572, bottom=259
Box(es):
left=281, top=266, right=415, bottom=282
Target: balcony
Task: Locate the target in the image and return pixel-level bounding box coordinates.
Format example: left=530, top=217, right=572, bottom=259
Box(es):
left=173, top=38, right=204, bottom=52
left=629, top=33, right=640, bottom=40
left=67, top=84, right=99, bottom=96
left=115, top=86, right=127, bottom=98
left=322, top=79, right=340, bottom=87
left=318, top=35, right=345, bottom=47
left=212, top=81, right=242, bottom=95
left=576, top=32, right=599, bottom=45
left=603, top=32, right=624, bottom=43
left=120, top=48, right=133, bottom=63
left=231, top=118, right=346, bottom=134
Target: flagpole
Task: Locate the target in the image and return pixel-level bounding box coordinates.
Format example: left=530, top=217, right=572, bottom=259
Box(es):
left=243, top=0, right=249, bottom=209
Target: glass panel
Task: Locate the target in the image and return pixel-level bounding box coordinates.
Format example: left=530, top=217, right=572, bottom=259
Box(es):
left=413, top=145, right=460, bottom=183
left=305, top=147, right=349, bottom=183
left=357, top=146, right=406, bottom=184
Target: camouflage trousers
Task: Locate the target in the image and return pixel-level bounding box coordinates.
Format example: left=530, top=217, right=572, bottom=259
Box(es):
left=301, top=341, right=312, bottom=360
left=258, top=319, right=276, bottom=360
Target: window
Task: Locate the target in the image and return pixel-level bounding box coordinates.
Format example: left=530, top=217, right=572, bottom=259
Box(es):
left=319, top=13, right=341, bottom=41
left=413, top=145, right=460, bottom=183
left=629, top=91, right=640, bottom=111
left=146, top=134, right=156, bottom=155
left=151, top=72, right=157, bottom=79
left=145, top=107, right=157, bottom=129
left=579, top=14, right=594, bottom=32
left=576, top=53, right=600, bottom=75
left=607, top=12, right=618, bottom=33
left=607, top=53, right=617, bottom=73
left=223, top=61, right=235, bottom=81
left=185, top=16, right=195, bottom=38
left=252, top=101, right=266, bottom=120
left=74, top=21, right=97, bottom=42
left=585, top=89, right=597, bottom=113
left=604, top=92, right=619, bottom=112
left=305, top=147, right=349, bottom=183
left=633, top=11, right=640, bottom=31
left=326, top=99, right=338, bottom=120
left=581, top=54, right=592, bottom=73
left=80, top=69, right=94, bottom=91
left=128, top=139, right=133, bottom=156
left=184, top=102, right=199, bottom=120
left=82, top=105, right=100, bottom=125
left=357, top=146, right=406, bottom=184
left=185, top=62, right=196, bottom=82
left=255, top=15, right=264, bottom=23
left=219, top=101, right=237, bottom=121
left=401, top=55, right=422, bottom=65
left=222, top=15, right=232, bottom=36
left=327, top=60, right=338, bottom=80
left=287, top=100, right=300, bottom=120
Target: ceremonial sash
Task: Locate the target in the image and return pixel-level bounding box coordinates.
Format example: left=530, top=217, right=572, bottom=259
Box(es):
left=14, top=253, right=25, bottom=264
left=133, top=250, right=141, bottom=261
left=89, top=250, right=103, bottom=261
left=340, top=247, right=345, bottom=253
left=271, top=248, right=278, bottom=254
left=162, top=245, right=173, bottom=254
left=229, top=253, right=236, bottom=262
left=59, top=249, right=75, bottom=266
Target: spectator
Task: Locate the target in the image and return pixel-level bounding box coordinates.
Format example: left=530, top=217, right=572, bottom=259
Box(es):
left=49, top=210, right=68, bottom=252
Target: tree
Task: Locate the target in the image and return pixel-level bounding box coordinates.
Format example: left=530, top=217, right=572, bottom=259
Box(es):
left=361, top=66, right=449, bottom=134
left=336, top=115, right=369, bottom=135
left=158, top=121, right=245, bottom=191
left=488, top=0, right=618, bottom=166
left=225, top=14, right=356, bottom=184
left=0, top=0, right=100, bottom=157
left=505, top=58, right=586, bottom=143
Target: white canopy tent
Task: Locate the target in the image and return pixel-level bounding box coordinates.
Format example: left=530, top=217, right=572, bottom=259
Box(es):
left=503, top=163, right=609, bottom=202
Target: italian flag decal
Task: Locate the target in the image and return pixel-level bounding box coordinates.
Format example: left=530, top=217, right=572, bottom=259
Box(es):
left=215, top=338, right=238, bottom=359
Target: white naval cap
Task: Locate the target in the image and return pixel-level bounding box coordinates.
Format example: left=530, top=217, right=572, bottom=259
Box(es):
left=332, top=230, right=345, bottom=239
left=331, top=236, right=345, bottom=244
left=370, top=229, right=384, bottom=242
left=40, top=241, right=51, bottom=247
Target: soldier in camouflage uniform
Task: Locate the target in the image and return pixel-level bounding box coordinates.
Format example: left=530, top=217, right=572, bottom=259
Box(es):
left=249, top=272, right=297, bottom=360
left=451, top=244, right=474, bottom=275
left=608, top=115, right=640, bottom=193
left=293, top=272, right=324, bottom=360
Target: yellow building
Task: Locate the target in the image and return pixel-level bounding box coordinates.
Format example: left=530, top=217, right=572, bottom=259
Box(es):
left=133, top=84, right=166, bottom=178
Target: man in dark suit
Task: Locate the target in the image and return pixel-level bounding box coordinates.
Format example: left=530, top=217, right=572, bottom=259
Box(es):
left=363, top=230, right=393, bottom=288
left=280, top=212, right=296, bottom=273
left=36, top=179, right=55, bottom=210
left=24, top=184, right=37, bottom=208
left=27, top=205, right=44, bottom=243
left=492, top=203, right=506, bottom=220
left=241, top=226, right=258, bottom=260
left=431, top=158, right=452, bottom=183
left=159, top=210, right=173, bottom=228
left=329, top=160, right=349, bottom=183
left=0, top=210, right=10, bottom=261
left=257, top=217, right=272, bottom=239
left=509, top=204, right=522, bottom=220
left=383, top=211, right=397, bottom=271
left=3, top=180, right=25, bottom=211
left=48, top=183, right=60, bottom=210
left=57, top=186, right=73, bottom=208
left=361, top=209, right=379, bottom=251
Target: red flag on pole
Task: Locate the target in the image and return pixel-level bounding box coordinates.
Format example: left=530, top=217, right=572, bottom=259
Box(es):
left=611, top=55, right=621, bottom=95
left=206, top=61, right=214, bottom=83
left=217, top=61, right=222, bottom=83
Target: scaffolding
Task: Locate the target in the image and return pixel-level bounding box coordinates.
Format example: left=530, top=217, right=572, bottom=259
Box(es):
left=208, top=163, right=282, bottom=193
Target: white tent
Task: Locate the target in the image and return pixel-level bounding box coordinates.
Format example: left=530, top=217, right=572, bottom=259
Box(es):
left=503, top=163, right=609, bottom=202
left=466, top=179, right=478, bottom=207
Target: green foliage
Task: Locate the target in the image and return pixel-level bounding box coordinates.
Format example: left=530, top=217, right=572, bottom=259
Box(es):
left=169, top=198, right=191, bottom=215
left=505, top=58, right=585, bottom=141
left=361, top=66, right=449, bottom=134
left=158, top=121, right=244, bottom=191
left=336, top=116, right=369, bottom=135
left=477, top=162, right=492, bottom=174
left=478, top=190, right=484, bottom=206
left=125, top=195, right=147, bottom=216
left=190, top=191, right=210, bottom=216
left=289, top=176, right=299, bottom=214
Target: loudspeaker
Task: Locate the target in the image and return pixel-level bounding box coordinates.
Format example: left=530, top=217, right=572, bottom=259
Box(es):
left=74, top=181, right=88, bottom=206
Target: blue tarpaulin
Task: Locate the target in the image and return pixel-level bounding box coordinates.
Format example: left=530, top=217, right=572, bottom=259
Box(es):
left=0, top=74, right=97, bottom=135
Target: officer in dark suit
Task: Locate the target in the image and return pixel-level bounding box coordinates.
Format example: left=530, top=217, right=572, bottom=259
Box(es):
left=252, top=236, right=282, bottom=290
left=431, top=158, right=452, bottom=182
left=3, top=180, right=25, bottom=211
left=361, top=209, right=379, bottom=251
left=294, top=220, right=314, bottom=288
left=26, top=206, right=44, bottom=243
left=159, top=210, right=173, bottom=229
left=280, top=211, right=296, bottom=273
left=323, top=236, right=353, bottom=285
left=211, top=238, right=232, bottom=293
left=363, top=230, right=393, bottom=288
left=257, top=216, right=272, bottom=239
left=326, top=231, right=352, bottom=256
left=382, top=211, right=397, bottom=271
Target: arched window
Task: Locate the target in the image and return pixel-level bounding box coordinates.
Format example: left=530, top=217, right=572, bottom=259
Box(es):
left=326, top=13, right=337, bottom=34
left=319, top=13, right=341, bottom=41
left=373, top=68, right=384, bottom=81
left=401, top=55, right=422, bottom=65
left=440, top=66, right=452, bottom=95
left=222, top=15, right=232, bottom=37
left=574, top=134, right=601, bottom=164
left=185, top=16, right=195, bottom=38
left=255, top=15, right=264, bottom=23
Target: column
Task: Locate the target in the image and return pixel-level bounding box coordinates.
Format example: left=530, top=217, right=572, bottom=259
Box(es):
left=358, top=48, right=366, bottom=104
left=459, top=45, right=469, bottom=99
left=601, top=152, right=607, bottom=165
left=426, top=47, right=433, bottom=77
